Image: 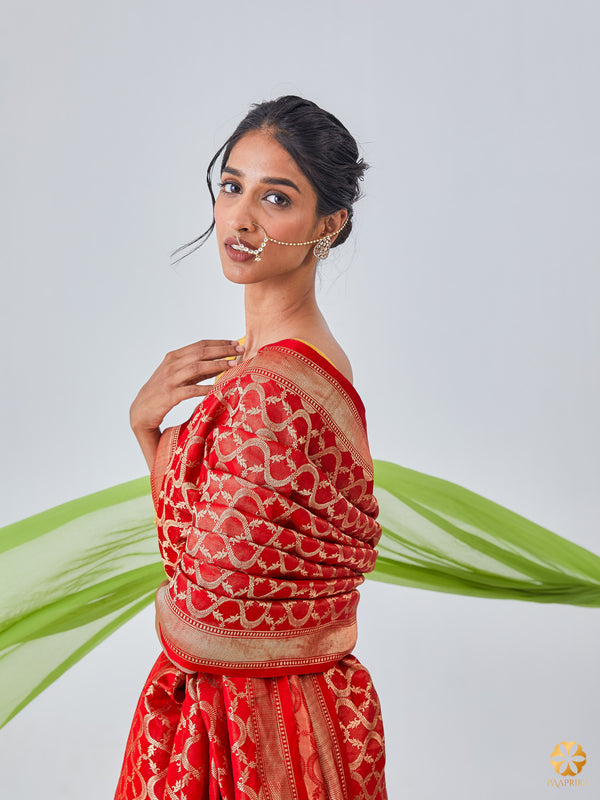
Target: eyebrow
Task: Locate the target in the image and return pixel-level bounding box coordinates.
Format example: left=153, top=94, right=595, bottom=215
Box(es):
left=222, top=165, right=301, bottom=193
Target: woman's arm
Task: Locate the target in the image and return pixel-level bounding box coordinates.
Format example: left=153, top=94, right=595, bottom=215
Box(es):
left=131, top=424, right=162, bottom=471
left=128, top=339, right=244, bottom=470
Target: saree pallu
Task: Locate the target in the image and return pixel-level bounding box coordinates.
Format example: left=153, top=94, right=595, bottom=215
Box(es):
left=115, top=339, right=387, bottom=800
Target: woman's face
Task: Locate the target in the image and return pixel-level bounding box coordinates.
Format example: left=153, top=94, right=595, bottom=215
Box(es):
left=213, top=129, right=329, bottom=286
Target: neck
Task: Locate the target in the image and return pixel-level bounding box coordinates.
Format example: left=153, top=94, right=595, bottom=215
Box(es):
left=242, top=271, right=321, bottom=360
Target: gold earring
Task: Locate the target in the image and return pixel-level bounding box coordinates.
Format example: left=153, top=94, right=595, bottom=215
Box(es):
left=313, top=236, right=332, bottom=260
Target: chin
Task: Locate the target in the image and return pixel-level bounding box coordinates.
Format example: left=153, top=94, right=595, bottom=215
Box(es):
left=220, top=259, right=260, bottom=285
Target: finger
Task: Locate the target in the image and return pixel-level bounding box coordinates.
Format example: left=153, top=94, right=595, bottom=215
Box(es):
left=170, top=384, right=213, bottom=405
left=174, top=359, right=239, bottom=385
left=163, top=345, right=242, bottom=372
left=189, top=342, right=245, bottom=362
left=166, top=339, right=244, bottom=362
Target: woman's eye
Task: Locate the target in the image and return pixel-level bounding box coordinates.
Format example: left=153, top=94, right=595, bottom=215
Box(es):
left=219, top=181, right=240, bottom=194
left=265, top=192, right=290, bottom=207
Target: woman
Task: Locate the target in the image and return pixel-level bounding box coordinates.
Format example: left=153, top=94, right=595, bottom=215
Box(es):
left=116, top=96, right=387, bottom=800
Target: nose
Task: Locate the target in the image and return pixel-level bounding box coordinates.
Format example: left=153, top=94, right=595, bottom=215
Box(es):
left=228, top=195, right=258, bottom=234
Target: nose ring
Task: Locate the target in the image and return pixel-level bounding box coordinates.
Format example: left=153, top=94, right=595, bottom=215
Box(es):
left=231, top=224, right=269, bottom=261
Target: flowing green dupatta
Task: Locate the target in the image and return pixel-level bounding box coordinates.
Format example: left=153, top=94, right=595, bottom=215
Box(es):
left=1, top=460, right=599, bottom=728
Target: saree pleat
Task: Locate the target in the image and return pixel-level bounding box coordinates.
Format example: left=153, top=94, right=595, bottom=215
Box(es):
left=115, top=652, right=384, bottom=800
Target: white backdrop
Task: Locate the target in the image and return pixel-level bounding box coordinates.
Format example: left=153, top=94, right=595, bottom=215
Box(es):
left=2, top=1, right=599, bottom=797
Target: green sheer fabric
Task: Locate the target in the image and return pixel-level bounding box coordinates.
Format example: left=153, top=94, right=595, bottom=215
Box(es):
left=1, top=461, right=599, bottom=727
left=0, top=478, right=163, bottom=728
left=372, top=461, right=600, bottom=605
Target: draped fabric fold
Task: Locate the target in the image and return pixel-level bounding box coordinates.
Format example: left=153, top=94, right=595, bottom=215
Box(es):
left=114, top=339, right=387, bottom=798
left=114, top=651, right=384, bottom=800
left=151, top=340, right=381, bottom=680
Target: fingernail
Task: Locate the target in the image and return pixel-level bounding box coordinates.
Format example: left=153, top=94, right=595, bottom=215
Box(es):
left=235, top=345, right=245, bottom=352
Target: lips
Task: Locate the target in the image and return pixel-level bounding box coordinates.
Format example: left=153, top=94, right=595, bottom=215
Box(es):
left=223, top=236, right=258, bottom=263
left=224, top=236, right=258, bottom=250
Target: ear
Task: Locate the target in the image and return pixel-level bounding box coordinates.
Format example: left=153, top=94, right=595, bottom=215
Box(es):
left=320, top=209, right=348, bottom=243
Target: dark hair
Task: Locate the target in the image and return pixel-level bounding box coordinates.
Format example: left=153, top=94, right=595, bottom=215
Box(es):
left=170, top=95, right=368, bottom=263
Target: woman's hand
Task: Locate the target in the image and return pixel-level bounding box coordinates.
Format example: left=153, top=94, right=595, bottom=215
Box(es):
left=130, top=339, right=244, bottom=468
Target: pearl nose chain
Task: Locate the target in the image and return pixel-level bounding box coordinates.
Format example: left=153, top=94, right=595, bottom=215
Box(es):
left=231, top=217, right=349, bottom=262
left=231, top=227, right=269, bottom=261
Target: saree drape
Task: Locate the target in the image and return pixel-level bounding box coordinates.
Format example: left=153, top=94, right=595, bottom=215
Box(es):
left=115, top=339, right=387, bottom=799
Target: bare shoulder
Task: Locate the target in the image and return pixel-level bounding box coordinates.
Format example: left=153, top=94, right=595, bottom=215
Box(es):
left=301, top=334, right=354, bottom=384
left=326, top=341, right=353, bottom=384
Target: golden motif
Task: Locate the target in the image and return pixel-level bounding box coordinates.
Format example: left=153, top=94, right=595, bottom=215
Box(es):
left=550, top=742, right=587, bottom=776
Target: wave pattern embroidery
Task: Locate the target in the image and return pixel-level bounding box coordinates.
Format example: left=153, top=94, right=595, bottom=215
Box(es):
left=116, top=342, right=387, bottom=799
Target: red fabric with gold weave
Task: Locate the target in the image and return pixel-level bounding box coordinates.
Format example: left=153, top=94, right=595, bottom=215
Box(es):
left=115, top=340, right=387, bottom=799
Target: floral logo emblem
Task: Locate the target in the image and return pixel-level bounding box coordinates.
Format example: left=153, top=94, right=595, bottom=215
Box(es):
left=550, top=742, right=587, bottom=776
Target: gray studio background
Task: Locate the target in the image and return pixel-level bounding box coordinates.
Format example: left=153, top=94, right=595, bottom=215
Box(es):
left=2, top=1, right=599, bottom=797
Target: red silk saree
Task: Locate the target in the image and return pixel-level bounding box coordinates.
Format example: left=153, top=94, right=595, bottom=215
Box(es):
left=114, top=339, right=387, bottom=800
